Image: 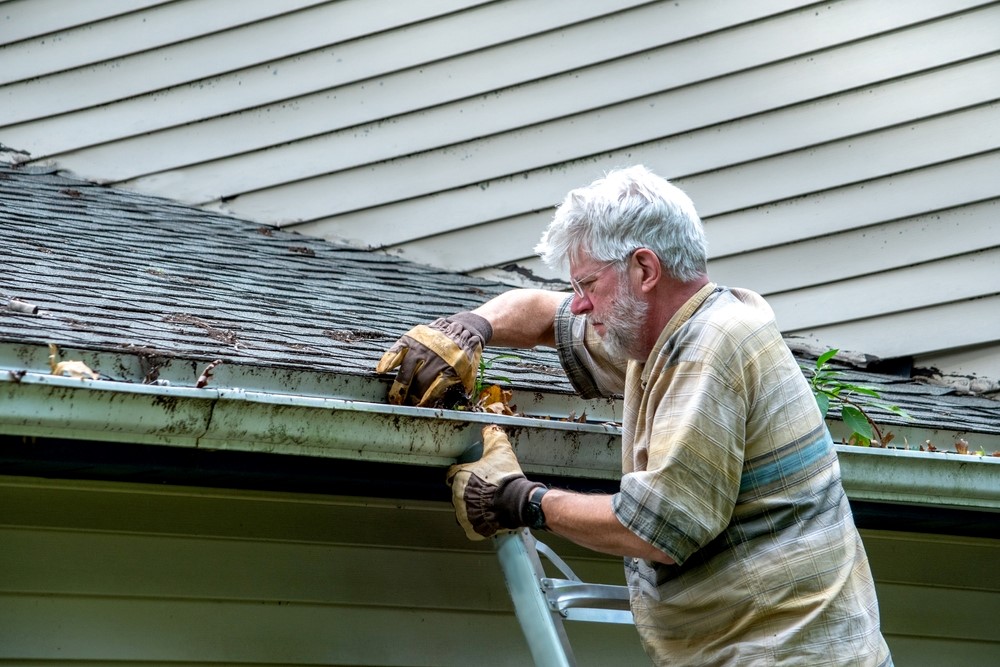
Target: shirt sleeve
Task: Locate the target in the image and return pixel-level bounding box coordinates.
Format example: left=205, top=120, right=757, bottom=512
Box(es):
left=553, top=297, right=627, bottom=398
left=612, top=356, right=746, bottom=565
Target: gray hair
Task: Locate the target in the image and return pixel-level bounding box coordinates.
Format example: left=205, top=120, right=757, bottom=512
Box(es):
left=535, top=165, right=708, bottom=282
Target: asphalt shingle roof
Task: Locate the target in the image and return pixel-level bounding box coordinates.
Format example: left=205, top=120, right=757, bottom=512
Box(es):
left=2, top=164, right=998, bottom=439
left=0, top=164, right=567, bottom=391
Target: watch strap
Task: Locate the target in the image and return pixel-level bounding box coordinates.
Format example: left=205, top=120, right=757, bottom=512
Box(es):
left=527, top=485, right=549, bottom=530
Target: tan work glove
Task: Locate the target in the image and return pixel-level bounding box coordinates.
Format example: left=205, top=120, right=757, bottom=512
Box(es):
left=446, top=425, right=546, bottom=541
left=376, top=312, right=493, bottom=407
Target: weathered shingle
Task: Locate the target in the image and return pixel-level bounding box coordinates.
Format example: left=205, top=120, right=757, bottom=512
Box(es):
left=2, top=164, right=998, bottom=437
left=0, top=164, right=566, bottom=390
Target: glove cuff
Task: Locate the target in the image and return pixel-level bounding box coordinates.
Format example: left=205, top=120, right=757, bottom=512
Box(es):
left=446, top=311, right=493, bottom=345
left=494, top=477, right=547, bottom=529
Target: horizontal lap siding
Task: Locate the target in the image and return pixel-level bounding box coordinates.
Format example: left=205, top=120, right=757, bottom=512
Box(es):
left=0, top=476, right=645, bottom=666
left=0, top=0, right=174, bottom=46
left=2, top=478, right=998, bottom=665
left=1, top=0, right=997, bottom=374
left=864, top=530, right=1000, bottom=667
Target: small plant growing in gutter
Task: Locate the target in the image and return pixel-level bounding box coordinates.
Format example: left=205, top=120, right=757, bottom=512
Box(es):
left=449, top=353, right=592, bottom=422
left=444, top=353, right=521, bottom=414
left=468, top=353, right=520, bottom=415
left=801, top=349, right=911, bottom=447
left=474, top=353, right=518, bottom=397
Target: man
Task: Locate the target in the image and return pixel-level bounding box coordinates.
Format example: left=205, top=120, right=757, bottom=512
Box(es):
left=377, top=165, right=892, bottom=666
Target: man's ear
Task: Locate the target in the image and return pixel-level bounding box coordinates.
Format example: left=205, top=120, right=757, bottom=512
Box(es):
left=631, top=248, right=661, bottom=293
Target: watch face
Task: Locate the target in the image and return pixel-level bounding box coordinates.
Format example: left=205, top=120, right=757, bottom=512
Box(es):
left=527, top=504, right=542, bottom=528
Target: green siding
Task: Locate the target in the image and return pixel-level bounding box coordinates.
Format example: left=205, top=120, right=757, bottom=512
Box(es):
left=1, top=476, right=998, bottom=666
left=0, top=476, right=646, bottom=666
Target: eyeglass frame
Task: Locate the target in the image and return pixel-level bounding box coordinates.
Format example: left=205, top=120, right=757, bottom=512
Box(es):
left=569, top=249, right=639, bottom=299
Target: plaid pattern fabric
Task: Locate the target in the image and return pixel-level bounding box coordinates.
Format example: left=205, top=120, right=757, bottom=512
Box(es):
left=554, top=285, right=892, bottom=666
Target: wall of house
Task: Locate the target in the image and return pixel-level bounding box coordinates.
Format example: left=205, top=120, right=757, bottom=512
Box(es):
left=1, top=0, right=998, bottom=383
left=0, top=475, right=646, bottom=666
left=1, top=475, right=998, bottom=666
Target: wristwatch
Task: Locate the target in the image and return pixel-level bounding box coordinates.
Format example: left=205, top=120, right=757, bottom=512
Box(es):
left=526, top=486, right=549, bottom=530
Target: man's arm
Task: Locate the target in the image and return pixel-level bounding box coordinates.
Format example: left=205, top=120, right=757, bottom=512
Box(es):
left=473, top=288, right=566, bottom=349
left=448, top=425, right=674, bottom=565
left=542, top=489, right=675, bottom=565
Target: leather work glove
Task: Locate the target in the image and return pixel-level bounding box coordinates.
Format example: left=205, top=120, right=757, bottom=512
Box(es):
left=376, top=312, right=493, bottom=407
left=446, top=425, right=547, bottom=541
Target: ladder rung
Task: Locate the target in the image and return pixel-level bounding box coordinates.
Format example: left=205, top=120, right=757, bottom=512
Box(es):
left=540, top=578, right=634, bottom=624
left=494, top=530, right=637, bottom=665
left=561, top=608, right=635, bottom=624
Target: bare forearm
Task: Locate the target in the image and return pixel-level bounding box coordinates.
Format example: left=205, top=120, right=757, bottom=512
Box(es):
left=541, top=489, right=675, bottom=565
left=473, top=288, right=566, bottom=349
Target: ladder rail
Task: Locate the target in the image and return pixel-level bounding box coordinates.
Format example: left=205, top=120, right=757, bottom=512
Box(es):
left=494, top=530, right=577, bottom=667
left=494, top=529, right=636, bottom=666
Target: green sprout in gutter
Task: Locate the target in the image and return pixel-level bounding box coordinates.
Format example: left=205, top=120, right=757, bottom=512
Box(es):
left=802, top=349, right=911, bottom=447
left=448, top=353, right=521, bottom=414
left=474, top=352, right=518, bottom=398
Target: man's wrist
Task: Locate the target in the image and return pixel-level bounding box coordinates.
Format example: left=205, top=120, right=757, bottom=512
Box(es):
left=526, top=485, right=549, bottom=530
left=447, top=311, right=493, bottom=344
left=495, top=477, right=547, bottom=530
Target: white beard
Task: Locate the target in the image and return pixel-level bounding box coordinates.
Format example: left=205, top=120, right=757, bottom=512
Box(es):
left=600, top=280, right=649, bottom=361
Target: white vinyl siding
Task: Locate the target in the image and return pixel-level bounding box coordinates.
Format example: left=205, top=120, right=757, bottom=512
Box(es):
left=1, top=0, right=997, bottom=380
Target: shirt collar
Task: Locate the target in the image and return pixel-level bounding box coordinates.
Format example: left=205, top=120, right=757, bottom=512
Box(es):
left=638, top=282, right=718, bottom=385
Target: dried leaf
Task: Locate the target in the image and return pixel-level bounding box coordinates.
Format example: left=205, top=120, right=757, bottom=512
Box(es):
left=52, top=360, right=99, bottom=380
left=196, top=359, right=223, bottom=388
left=477, top=384, right=505, bottom=406
left=954, top=438, right=969, bottom=455
left=47, top=343, right=99, bottom=379
left=474, top=385, right=517, bottom=415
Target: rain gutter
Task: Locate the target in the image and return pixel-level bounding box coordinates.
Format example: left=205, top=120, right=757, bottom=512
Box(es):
left=0, top=368, right=623, bottom=479
left=1, top=364, right=998, bottom=512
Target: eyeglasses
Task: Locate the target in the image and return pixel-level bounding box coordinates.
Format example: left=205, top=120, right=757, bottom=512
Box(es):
left=570, top=259, right=621, bottom=299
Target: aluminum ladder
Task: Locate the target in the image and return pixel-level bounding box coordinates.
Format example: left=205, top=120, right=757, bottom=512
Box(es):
left=494, top=528, right=633, bottom=667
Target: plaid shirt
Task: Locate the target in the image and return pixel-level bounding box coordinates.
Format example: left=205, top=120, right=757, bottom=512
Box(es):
left=555, top=284, right=892, bottom=666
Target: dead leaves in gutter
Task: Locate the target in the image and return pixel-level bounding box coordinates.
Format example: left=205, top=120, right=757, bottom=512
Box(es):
left=195, top=359, right=223, bottom=389
left=34, top=345, right=999, bottom=454
left=47, top=343, right=99, bottom=380
left=461, top=383, right=589, bottom=424
left=921, top=436, right=1000, bottom=458
left=856, top=431, right=1000, bottom=457
left=474, top=384, right=516, bottom=415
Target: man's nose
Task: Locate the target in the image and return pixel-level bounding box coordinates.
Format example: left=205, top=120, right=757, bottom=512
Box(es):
left=569, top=292, right=592, bottom=316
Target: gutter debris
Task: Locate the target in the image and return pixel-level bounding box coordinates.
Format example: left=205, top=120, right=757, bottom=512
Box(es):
left=5, top=298, right=39, bottom=315
left=47, top=343, right=99, bottom=380
left=195, top=359, right=224, bottom=388
left=8, top=340, right=999, bottom=461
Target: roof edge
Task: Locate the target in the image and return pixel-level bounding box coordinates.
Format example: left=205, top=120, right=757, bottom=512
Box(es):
left=2, top=367, right=999, bottom=512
